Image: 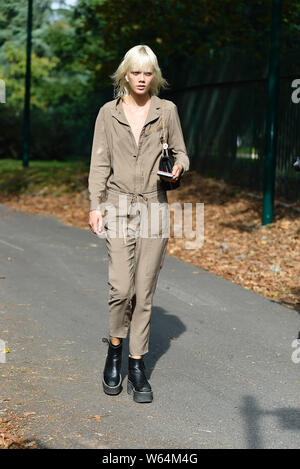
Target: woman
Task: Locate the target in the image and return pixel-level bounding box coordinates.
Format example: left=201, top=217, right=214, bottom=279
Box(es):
left=88, top=44, right=189, bottom=404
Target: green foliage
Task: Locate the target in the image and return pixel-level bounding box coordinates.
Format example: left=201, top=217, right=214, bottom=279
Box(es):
left=0, top=41, right=59, bottom=109
left=73, top=0, right=300, bottom=87
left=0, top=0, right=95, bottom=160
left=0, top=0, right=299, bottom=165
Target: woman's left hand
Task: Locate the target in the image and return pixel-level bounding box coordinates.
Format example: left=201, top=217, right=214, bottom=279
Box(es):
left=159, top=164, right=183, bottom=183
left=171, top=164, right=183, bottom=181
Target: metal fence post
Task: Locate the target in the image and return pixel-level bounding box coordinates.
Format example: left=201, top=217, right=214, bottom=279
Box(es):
left=262, top=0, right=282, bottom=225
left=22, top=0, right=33, bottom=168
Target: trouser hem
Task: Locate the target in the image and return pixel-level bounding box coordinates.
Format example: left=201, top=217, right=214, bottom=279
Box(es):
left=129, top=348, right=149, bottom=357
left=109, top=328, right=129, bottom=339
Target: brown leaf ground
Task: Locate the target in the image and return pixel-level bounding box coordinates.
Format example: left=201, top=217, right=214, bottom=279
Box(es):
left=0, top=409, right=38, bottom=449
left=1, top=170, right=299, bottom=312
left=0, top=170, right=299, bottom=444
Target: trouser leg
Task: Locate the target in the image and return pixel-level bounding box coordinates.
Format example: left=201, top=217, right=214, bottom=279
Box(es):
left=105, top=234, right=136, bottom=339
left=104, top=195, right=169, bottom=354
left=129, top=235, right=169, bottom=357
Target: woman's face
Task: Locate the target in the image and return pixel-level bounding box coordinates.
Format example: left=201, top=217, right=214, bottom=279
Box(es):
left=127, top=65, right=154, bottom=96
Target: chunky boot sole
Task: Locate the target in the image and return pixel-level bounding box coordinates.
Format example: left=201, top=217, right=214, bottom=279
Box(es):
left=127, top=379, right=153, bottom=403
left=102, top=374, right=122, bottom=395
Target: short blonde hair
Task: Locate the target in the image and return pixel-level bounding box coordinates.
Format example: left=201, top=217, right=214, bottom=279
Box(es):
left=110, top=44, right=170, bottom=99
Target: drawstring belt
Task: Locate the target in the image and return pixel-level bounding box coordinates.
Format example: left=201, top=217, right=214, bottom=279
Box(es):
left=106, top=188, right=151, bottom=212
left=106, top=188, right=159, bottom=244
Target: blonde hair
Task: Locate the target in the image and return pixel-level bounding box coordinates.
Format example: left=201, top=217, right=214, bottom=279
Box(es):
left=110, top=44, right=170, bottom=99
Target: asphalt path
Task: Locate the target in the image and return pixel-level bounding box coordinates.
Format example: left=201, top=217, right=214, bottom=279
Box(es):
left=0, top=203, right=299, bottom=449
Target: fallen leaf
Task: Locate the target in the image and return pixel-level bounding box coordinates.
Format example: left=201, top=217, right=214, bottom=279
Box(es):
left=23, top=412, right=36, bottom=417
left=88, top=415, right=101, bottom=422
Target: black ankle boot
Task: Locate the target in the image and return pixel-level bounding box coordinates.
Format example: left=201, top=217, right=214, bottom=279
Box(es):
left=102, top=338, right=123, bottom=395
left=127, top=356, right=153, bottom=403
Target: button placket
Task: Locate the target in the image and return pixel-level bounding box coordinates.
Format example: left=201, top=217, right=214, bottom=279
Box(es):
left=136, top=129, right=145, bottom=193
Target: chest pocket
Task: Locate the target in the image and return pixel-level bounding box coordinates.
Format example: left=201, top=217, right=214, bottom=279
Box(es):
left=144, top=124, right=166, bottom=136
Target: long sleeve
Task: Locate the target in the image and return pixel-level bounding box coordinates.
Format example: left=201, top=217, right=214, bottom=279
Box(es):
left=168, top=103, right=190, bottom=174
left=88, top=106, right=112, bottom=211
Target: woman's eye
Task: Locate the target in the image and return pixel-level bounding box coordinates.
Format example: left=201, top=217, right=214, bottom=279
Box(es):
left=131, top=72, right=152, bottom=76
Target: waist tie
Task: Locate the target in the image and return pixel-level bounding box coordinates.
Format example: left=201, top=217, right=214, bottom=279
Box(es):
left=106, top=188, right=157, bottom=244
left=106, top=187, right=165, bottom=208
left=106, top=188, right=150, bottom=213
left=128, top=192, right=148, bottom=207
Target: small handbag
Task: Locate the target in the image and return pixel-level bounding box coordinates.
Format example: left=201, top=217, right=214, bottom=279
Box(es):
left=158, top=99, right=182, bottom=191
left=293, top=156, right=300, bottom=172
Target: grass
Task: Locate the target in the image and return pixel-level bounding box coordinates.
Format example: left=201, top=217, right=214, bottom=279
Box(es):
left=0, top=158, right=89, bottom=197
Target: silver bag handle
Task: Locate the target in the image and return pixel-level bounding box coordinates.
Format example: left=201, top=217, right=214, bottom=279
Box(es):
left=161, top=99, right=169, bottom=156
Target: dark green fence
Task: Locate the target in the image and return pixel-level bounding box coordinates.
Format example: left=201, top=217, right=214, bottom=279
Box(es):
left=162, top=65, right=300, bottom=202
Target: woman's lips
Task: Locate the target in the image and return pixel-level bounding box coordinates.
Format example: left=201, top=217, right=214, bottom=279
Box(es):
left=137, top=86, right=145, bottom=89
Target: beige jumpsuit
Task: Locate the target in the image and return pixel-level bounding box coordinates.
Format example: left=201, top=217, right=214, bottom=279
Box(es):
left=88, top=94, right=190, bottom=356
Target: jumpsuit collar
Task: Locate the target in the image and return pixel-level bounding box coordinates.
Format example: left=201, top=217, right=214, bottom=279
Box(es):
left=111, top=94, right=161, bottom=128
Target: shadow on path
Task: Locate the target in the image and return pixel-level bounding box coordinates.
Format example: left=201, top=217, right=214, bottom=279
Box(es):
left=240, top=395, right=300, bottom=449
left=120, top=305, right=186, bottom=380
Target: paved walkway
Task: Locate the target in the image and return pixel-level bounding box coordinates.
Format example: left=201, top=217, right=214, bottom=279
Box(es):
left=0, top=203, right=299, bottom=449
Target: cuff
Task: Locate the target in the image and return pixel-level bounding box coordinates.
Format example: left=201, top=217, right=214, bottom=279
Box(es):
left=175, top=158, right=188, bottom=175
left=89, top=190, right=106, bottom=212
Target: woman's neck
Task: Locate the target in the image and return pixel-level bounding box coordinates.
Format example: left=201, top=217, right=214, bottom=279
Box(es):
left=122, top=92, right=151, bottom=107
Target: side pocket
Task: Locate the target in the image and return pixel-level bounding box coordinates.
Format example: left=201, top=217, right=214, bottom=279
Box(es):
left=159, top=237, right=169, bottom=270
left=147, top=201, right=169, bottom=238
left=102, top=201, right=117, bottom=235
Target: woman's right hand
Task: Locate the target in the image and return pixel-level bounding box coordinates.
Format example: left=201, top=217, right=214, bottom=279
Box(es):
left=89, top=209, right=104, bottom=235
